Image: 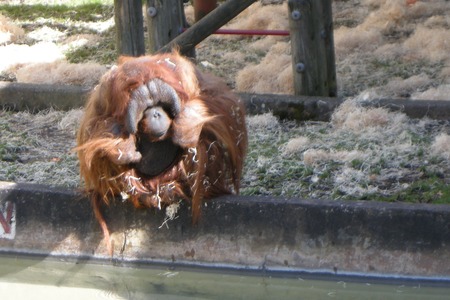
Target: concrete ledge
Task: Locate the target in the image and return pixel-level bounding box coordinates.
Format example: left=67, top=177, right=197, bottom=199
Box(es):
left=1, top=181, right=450, bottom=282
left=241, top=93, right=450, bottom=121
left=0, top=82, right=89, bottom=111
left=1, top=82, right=450, bottom=120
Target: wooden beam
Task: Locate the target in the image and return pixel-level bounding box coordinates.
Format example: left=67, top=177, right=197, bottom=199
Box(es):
left=158, top=0, right=257, bottom=55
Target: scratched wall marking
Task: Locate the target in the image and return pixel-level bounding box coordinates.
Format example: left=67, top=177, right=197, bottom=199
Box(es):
left=0, top=201, right=16, bottom=239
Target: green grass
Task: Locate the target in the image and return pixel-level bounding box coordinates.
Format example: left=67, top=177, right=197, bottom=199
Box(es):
left=0, top=1, right=113, bottom=22
left=369, top=59, right=443, bottom=85
left=0, top=0, right=117, bottom=64
left=65, top=28, right=117, bottom=64
left=368, top=176, right=450, bottom=204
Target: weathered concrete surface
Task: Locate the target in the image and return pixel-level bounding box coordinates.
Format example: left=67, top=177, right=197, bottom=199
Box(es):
left=0, top=82, right=89, bottom=111
left=241, top=93, right=450, bottom=121
left=1, top=181, right=450, bottom=281
left=1, top=82, right=450, bottom=121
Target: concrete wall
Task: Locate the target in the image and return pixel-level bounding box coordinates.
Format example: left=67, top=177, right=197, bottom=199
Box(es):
left=1, top=181, right=450, bottom=281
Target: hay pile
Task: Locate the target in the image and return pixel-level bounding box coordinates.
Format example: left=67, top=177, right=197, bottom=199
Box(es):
left=221, top=2, right=292, bottom=93
left=334, top=0, right=450, bottom=99
left=242, top=97, right=450, bottom=201
left=236, top=42, right=292, bottom=94
left=1, top=97, right=449, bottom=202
left=0, top=7, right=114, bottom=86
left=16, top=61, right=107, bottom=86
left=0, top=109, right=80, bottom=187
left=0, top=13, right=24, bottom=44
left=197, top=0, right=450, bottom=100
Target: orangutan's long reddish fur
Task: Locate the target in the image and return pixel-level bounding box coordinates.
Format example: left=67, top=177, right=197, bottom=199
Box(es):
left=76, top=52, right=247, bottom=252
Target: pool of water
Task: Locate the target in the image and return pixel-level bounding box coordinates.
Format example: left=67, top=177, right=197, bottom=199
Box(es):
left=0, top=255, right=449, bottom=299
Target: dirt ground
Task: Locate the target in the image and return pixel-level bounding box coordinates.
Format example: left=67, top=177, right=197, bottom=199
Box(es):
left=1, top=0, right=450, bottom=203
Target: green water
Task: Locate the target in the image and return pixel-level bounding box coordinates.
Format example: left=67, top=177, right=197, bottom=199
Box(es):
left=0, top=256, right=448, bottom=299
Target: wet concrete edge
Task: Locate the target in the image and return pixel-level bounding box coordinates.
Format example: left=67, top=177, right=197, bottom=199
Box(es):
left=1, top=181, right=450, bottom=282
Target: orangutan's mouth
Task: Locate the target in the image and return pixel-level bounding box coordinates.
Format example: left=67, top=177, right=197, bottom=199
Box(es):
left=133, top=134, right=182, bottom=177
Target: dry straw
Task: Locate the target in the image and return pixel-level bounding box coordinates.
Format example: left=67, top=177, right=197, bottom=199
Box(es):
left=0, top=14, right=24, bottom=45
left=16, top=61, right=107, bottom=86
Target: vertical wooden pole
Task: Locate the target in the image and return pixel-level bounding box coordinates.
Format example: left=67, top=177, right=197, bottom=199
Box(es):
left=114, top=0, right=146, bottom=56
left=319, top=0, right=337, bottom=97
left=288, top=0, right=337, bottom=97
left=145, top=0, right=186, bottom=54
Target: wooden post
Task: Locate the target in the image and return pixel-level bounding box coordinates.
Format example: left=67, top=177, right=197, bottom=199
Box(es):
left=145, top=0, right=186, bottom=54
left=288, top=0, right=337, bottom=97
left=114, top=0, right=146, bottom=56
left=158, top=0, right=257, bottom=55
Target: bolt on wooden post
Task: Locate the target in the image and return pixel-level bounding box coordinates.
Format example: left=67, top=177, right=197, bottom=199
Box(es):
left=145, top=0, right=186, bottom=54
left=114, top=0, right=146, bottom=56
left=288, top=0, right=337, bottom=97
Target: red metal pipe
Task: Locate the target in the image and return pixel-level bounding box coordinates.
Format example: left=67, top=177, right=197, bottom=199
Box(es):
left=182, top=28, right=289, bottom=36
left=214, top=28, right=289, bottom=36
